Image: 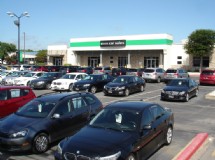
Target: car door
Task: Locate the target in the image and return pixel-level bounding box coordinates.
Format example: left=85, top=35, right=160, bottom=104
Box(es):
left=128, top=77, right=136, bottom=93
left=189, top=79, right=196, bottom=97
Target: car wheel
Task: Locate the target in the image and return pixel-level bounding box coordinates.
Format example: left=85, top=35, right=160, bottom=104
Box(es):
left=32, top=133, right=49, bottom=153
left=46, top=83, right=51, bottom=89
left=69, top=84, right=73, bottom=91
left=157, top=77, right=161, bottom=83
left=195, top=89, right=199, bottom=97
left=90, top=86, right=97, bottom=93
left=185, top=93, right=189, bottom=102
left=125, top=89, right=130, bottom=96
left=140, top=85, right=144, bottom=92
left=126, top=154, right=136, bottom=160
left=165, top=127, right=173, bottom=145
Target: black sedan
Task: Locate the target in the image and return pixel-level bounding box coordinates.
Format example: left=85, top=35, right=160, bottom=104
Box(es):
left=54, top=101, right=174, bottom=160
left=0, top=92, right=103, bottom=153
left=73, top=74, right=114, bottom=93
left=103, top=75, right=145, bottom=96
left=161, top=78, right=199, bottom=102
left=30, top=72, right=63, bottom=89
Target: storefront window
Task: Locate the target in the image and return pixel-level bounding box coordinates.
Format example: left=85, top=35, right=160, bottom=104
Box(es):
left=118, top=57, right=127, bottom=68
left=144, top=57, right=159, bottom=68
left=193, top=57, right=209, bottom=67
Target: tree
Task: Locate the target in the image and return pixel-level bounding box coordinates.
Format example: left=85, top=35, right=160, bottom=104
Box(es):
left=35, top=50, right=47, bottom=64
left=184, top=29, right=215, bottom=72
left=0, top=42, right=16, bottom=60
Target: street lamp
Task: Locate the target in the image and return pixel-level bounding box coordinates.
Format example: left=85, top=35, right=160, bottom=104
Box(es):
left=7, top=11, right=30, bottom=70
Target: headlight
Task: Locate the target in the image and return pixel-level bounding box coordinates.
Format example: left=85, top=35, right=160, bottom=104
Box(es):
left=10, top=130, right=28, bottom=138
left=161, top=90, right=165, bottom=93
left=96, top=151, right=121, bottom=160
left=57, top=143, right=63, bottom=155
left=104, top=85, right=107, bottom=89
left=84, top=84, right=90, bottom=87
left=116, top=86, right=125, bottom=90
left=37, top=81, right=45, bottom=84
left=179, top=91, right=186, bottom=95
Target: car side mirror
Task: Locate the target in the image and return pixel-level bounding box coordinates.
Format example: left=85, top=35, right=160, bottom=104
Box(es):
left=52, top=113, right=60, bottom=119
left=142, top=124, right=152, bottom=130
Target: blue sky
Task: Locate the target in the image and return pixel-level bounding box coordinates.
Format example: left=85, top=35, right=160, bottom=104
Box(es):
left=1, top=0, right=215, bottom=51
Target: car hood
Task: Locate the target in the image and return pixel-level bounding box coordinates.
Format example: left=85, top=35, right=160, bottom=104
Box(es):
left=163, top=86, right=188, bottom=91
left=0, top=114, right=43, bottom=133
left=53, top=79, right=76, bottom=83
left=62, top=126, right=137, bottom=157
left=106, top=82, right=125, bottom=87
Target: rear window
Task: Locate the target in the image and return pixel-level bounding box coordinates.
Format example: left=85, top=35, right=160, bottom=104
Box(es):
left=127, top=69, right=137, bottom=72
left=144, top=69, right=155, bottom=73
left=94, top=67, right=102, bottom=70
left=201, top=70, right=215, bottom=75
left=166, top=69, right=177, bottom=73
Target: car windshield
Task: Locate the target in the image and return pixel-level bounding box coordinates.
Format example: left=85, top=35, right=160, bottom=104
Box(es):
left=89, top=108, right=140, bottom=132
left=144, top=69, right=155, bottom=73
left=83, top=75, right=98, bottom=80
left=23, top=73, right=35, bottom=77
left=41, top=72, right=56, bottom=78
left=15, top=100, right=56, bottom=118
left=168, top=79, right=188, bottom=87
left=113, top=77, right=129, bottom=84
left=60, top=74, right=76, bottom=79
left=10, top=72, right=25, bottom=77
left=166, top=69, right=177, bottom=73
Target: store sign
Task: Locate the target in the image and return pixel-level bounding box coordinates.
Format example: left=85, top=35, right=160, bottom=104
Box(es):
left=100, top=40, right=126, bottom=47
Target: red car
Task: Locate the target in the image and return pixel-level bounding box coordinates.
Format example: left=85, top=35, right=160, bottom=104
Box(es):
left=200, top=68, right=215, bottom=85
left=0, top=86, right=36, bottom=118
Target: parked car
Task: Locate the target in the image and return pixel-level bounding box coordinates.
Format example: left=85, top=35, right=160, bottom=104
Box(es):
left=77, top=67, right=93, bottom=74
left=142, top=68, right=165, bottom=83
left=59, top=66, right=80, bottom=74
left=1, top=71, right=29, bottom=85
left=0, top=86, right=36, bottom=118
left=93, top=66, right=112, bottom=75
left=30, top=72, right=63, bottom=89
left=51, top=72, right=87, bottom=91
left=111, top=67, right=127, bottom=77
left=33, top=66, right=49, bottom=72
left=126, top=68, right=138, bottom=76
left=103, top=75, right=145, bottom=96
left=14, top=72, right=44, bottom=86
left=47, top=66, right=61, bottom=72
left=161, top=78, right=199, bottom=102
left=54, top=101, right=174, bottom=160
left=0, top=92, right=103, bottom=153
left=164, top=68, right=189, bottom=83
left=0, top=70, right=13, bottom=84
left=73, top=74, right=114, bottom=93
left=199, top=68, right=215, bottom=85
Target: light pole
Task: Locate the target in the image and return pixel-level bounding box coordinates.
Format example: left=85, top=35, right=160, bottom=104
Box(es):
left=7, top=11, right=30, bottom=70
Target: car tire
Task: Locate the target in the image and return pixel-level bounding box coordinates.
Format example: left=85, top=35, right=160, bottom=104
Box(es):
left=165, top=127, right=173, bottom=145
left=32, top=133, right=49, bottom=153
left=140, top=85, right=144, bottom=92
left=90, top=86, right=97, bottom=93
left=125, top=89, right=130, bottom=96
left=69, top=84, right=73, bottom=91
left=46, top=83, right=51, bottom=89
left=126, top=154, right=136, bottom=160
left=185, top=93, right=189, bottom=102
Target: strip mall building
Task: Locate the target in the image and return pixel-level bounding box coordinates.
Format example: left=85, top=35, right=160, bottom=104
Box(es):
left=47, top=34, right=215, bottom=70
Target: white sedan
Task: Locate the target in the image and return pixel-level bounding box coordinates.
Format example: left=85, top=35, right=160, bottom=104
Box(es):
left=14, top=72, right=44, bottom=86
left=51, top=72, right=87, bottom=91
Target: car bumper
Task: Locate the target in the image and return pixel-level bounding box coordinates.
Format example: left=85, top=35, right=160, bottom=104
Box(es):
left=161, top=93, right=186, bottom=101
left=103, top=89, right=125, bottom=95
left=30, top=83, right=46, bottom=89
left=73, top=86, right=90, bottom=91
left=0, top=136, right=32, bottom=152
left=200, top=79, right=215, bottom=84
left=51, top=84, right=69, bottom=91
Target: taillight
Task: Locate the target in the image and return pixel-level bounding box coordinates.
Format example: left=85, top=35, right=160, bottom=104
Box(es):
left=83, top=69, right=86, bottom=72
left=120, top=72, right=122, bottom=75
left=174, top=73, right=179, bottom=77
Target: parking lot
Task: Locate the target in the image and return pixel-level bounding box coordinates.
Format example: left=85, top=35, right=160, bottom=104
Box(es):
left=1, top=78, right=215, bottom=160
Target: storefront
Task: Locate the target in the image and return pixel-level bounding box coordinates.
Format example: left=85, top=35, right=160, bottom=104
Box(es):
left=47, top=34, right=215, bottom=70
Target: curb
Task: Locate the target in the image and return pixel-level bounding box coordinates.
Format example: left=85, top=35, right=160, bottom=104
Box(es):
left=174, top=133, right=208, bottom=160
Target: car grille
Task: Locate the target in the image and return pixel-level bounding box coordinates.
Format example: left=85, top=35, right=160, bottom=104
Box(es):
left=165, top=91, right=179, bottom=95
left=0, top=131, right=10, bottom=138
left=64, top=153, right=91, bottom=160
left=106, top=86, right=117, bottom=91
left=53, top=82, right=61, bottom=85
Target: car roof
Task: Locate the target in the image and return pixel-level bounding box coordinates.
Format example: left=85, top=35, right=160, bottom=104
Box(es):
left=67, top=72, right=87, bottom=75
left=0, top=86, right=32, bottom=90
left=105, top=101, right=155, bottom=111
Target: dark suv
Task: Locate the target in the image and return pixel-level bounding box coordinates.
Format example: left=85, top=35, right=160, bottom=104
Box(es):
left=0, top=92, right=103, bottom=153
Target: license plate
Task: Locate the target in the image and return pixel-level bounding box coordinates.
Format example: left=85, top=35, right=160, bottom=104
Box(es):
left=168, top=95, right=174, bottom=98
left=108, top=90, right=112, bottom=93
left=76, top=88, right=79, bottom=90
